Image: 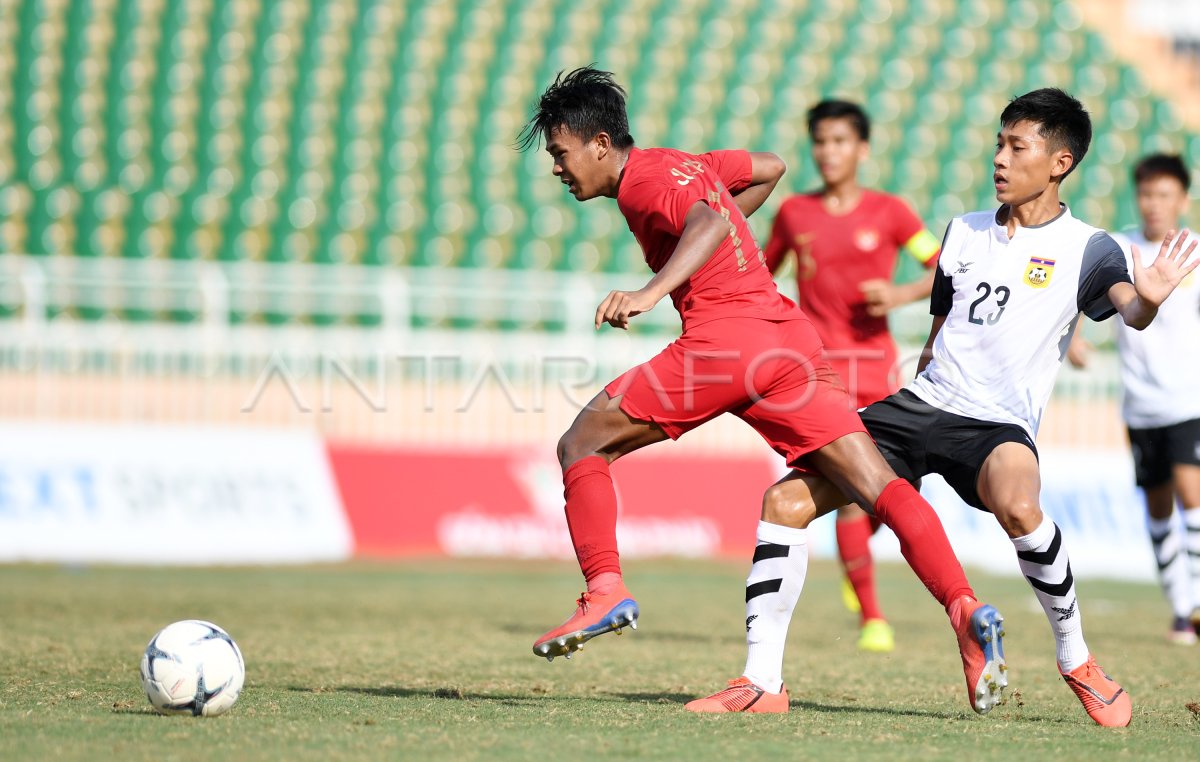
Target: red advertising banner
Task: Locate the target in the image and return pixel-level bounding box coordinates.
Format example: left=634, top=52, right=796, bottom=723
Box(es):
left=326, top=443, right=779, bottom=559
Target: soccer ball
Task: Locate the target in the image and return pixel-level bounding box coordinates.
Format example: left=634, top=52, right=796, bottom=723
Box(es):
left=140, top=620, right=245, bottom=717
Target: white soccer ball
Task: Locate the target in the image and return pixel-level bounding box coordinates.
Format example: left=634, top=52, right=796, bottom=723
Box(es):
left=140, top=620, right=245, bottom=717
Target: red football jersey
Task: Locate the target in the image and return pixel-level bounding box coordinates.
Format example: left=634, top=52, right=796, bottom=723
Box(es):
left=617, top=147, right=805, bottom=331
left=763, top=190, right=938, bottom=404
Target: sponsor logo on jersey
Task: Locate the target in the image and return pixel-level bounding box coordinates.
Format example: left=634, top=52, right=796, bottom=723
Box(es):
left=854, top=229, right=880, bottom=251
left=955, top=261, right=974, bottom=274
left=1024, top=256, right=1055, bottom=288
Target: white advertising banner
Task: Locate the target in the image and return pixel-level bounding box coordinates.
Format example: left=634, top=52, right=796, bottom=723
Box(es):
left=0, top=422, right=352, bottom=564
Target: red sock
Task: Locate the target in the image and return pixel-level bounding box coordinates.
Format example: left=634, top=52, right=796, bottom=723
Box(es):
left=868, top=514, right=882, bottom=535
left=872, top=479, right=973, bottom=612
left=836, top=514, right=884, bottom=623
left=563, top=456, right=622, bottom=593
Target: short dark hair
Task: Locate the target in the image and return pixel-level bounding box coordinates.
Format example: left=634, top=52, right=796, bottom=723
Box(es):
left=517, top=66, right=635, bottom=152
left=999, top=88, right=1091, bottom=178
left=1133, top=153, right=1190, bottom=191
left=807, top=99, right=870, bottom=141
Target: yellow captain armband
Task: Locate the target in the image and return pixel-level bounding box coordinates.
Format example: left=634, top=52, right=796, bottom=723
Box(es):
left=903, top=229, right=940, bottom=264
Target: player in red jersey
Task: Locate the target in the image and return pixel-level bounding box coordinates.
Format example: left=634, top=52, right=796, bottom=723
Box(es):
left=763, top=100, right=942, bottom=653
left=517, top=67, right=1007, bottom=715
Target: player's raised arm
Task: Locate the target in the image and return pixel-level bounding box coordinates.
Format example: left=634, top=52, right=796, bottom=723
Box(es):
left=859, top=204, right=941, bottom=317
left=728, top=152, right=786, bottom=220
left=594, top=201, right=729, bottom=329
left=761, top=206, right=789, bottom=274
left=1109, top=228, right=1199, bottom=330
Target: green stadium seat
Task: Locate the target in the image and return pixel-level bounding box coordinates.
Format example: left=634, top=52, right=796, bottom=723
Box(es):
left=0, top=0, right=1196, bottom=331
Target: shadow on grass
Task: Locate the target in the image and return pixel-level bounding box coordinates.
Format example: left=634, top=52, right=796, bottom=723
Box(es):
left=311, top=685, right=694, bottom=706
left=606, top=694, right=973, bottom=719
left=309, top=685, right=541, bottom=706
left=293, top=686, right=1050, bottom=723
left=596, top=691, right=696, bottom=704
left=789, top=699, right=959, bottom=720
left=110, top=706, right=162, bottom=716
left=790, top=699, right=1071, bottom=724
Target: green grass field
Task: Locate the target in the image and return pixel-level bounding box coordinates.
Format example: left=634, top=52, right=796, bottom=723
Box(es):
left=2, top=558, right=1197, bottom=760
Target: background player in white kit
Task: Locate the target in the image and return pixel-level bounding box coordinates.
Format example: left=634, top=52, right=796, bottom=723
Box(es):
left=718, top=88, right=1199, bottom=728
left=1070, top=154, right=1200, bottom=645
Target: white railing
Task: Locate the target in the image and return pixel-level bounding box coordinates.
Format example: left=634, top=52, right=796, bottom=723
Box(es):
left=0, top=252, right=962, bottom=347
left=0, top=253, right=1127, bottom=448
left=0, top=253, right=688, bottom=338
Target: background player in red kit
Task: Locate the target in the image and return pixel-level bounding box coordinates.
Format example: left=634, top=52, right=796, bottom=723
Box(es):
left=517, top=67, right=1008, bottom=715
left=763, top=100, right=942, bottom=652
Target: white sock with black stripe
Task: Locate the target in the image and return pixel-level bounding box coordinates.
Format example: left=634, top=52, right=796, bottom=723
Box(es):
left=742, top=521, right=808, bottom=694
left=1148, top=514, right=1193, bottom=620
left=1012, top=515, right=1089, bottom=672
left=1185, top=507, right=1200, bottom=610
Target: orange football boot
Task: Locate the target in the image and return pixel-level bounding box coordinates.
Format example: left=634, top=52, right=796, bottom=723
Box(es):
left=949, top=596, right=1008, bottom=714
left=685, top=677, right=789, bottom=714
left=532, top=584, right=638, bottom=661
left=1060, top=655, right=1132, bottom=727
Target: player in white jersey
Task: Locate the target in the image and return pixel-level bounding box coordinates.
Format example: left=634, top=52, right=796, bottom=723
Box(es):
left=1072, top=154, right=1200, bottom=644
left=713, top=88, right=1199, bottom=728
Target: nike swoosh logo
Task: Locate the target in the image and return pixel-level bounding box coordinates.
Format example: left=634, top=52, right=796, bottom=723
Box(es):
left=1065, top=676, right=1124, bottom=706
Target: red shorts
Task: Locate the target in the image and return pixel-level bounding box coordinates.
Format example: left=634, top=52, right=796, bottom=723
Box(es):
left=823, top=351, right=901, bottom=410
left=604, top=317, right=867, bottom=469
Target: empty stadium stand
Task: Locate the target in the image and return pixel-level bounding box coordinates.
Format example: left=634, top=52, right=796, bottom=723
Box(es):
left=0, top=0, right=1193, bottom=333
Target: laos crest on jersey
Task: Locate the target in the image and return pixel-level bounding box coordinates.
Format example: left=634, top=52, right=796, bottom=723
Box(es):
left=1024, top=256, right=1055, bottom=288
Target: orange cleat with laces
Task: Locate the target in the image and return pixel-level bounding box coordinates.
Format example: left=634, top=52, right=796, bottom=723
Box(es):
left=532, top=584, right=639, bottom=661
left=685, top=677, right=789, bottom=713
left=1060, top=654, right=1132, bottom=727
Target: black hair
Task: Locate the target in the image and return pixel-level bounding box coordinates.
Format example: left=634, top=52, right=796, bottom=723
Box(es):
left=806, top=99, right=870, bottom=141
left=999, top=88, right=1091, bottom=179
left=516, top=66, right=635, bottom=152
left=1133, top=153, right=1191, bottom=191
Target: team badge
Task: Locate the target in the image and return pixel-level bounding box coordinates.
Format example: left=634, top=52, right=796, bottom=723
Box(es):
left=1024, top=256, right=1055, bottom=288
left=854, top=229, right=880, bottom=251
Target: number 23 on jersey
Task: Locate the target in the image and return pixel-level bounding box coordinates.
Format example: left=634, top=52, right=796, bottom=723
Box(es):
left=968, top=281, right=1011, bottom=325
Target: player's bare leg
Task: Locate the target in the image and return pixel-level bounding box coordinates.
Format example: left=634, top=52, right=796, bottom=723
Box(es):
left=533, top=391, right=667, bottom=661
left=978, top=443, right=1130, bottom=726
left=810, top=434, right=1007, bottom=713
left=690, top=432, right=1008, bottom=714
left=836, top=502, right=893, bottom=651
left=1175, top=464, right=1200, bottom=636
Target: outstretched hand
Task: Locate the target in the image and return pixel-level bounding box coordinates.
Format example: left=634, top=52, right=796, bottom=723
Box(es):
left=1132, top=228, right=1199, bottom=308
left=595, top=287, right=661, bottom=330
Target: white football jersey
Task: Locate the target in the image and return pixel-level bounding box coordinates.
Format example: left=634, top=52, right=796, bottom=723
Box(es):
left=910, top=205, right=1131, bottom=437
left=1113, top=229, right=1200, bottom=428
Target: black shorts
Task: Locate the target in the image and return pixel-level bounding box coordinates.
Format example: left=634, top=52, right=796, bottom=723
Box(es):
left=859, top=389, right=1039, bottom=511
left=1127, top=417, right=1200, bottom=489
